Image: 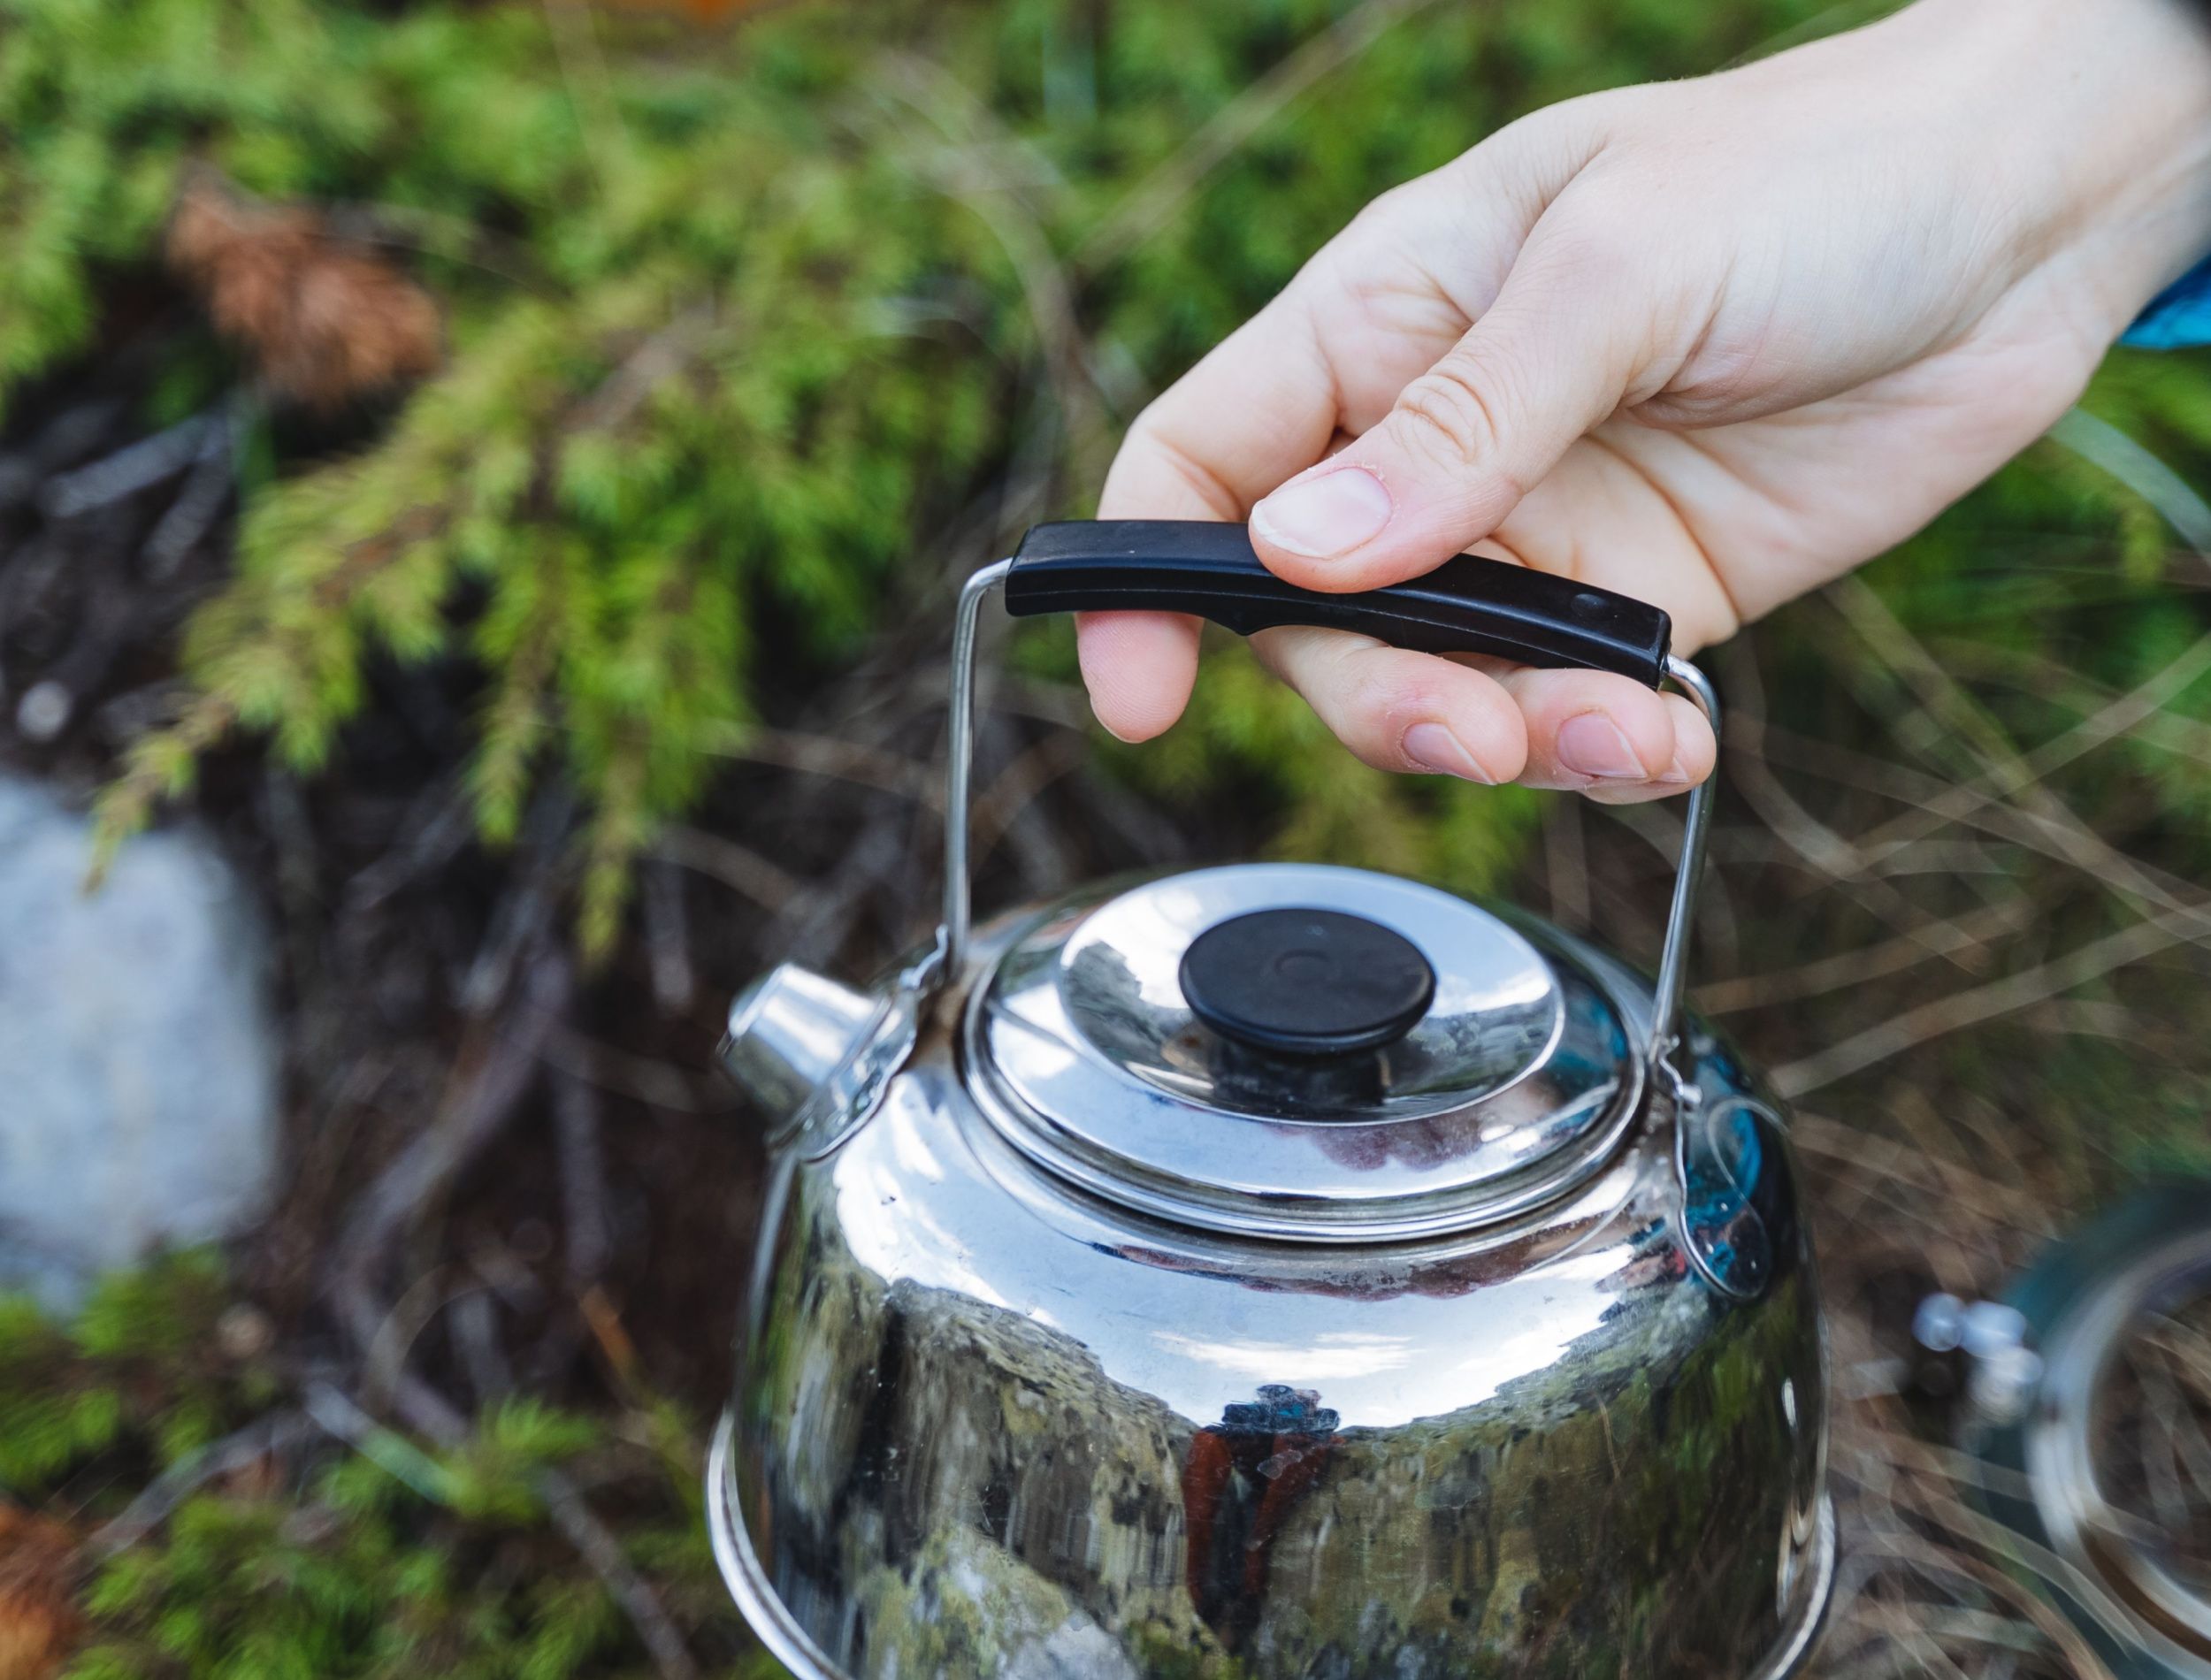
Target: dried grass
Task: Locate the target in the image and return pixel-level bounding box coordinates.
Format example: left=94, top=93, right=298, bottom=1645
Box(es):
left=1668, top=468, right=2211, bottom=1674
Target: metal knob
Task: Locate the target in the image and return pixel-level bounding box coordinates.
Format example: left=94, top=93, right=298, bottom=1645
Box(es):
left=720, top=963, right=881, bottom=1132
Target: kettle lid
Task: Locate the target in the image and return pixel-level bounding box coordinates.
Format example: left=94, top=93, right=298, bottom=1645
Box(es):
left=971, top=863, right=1645, bottom=1242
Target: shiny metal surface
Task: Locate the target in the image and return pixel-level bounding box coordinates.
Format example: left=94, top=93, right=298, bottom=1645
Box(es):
left=719, top=959, right=926, bottom=1157
left=1963, top=1186, right=2211, bottom=1679
left=714, top=558, right=1821, bottom=1677
left=1035, top=867, right=1565, bottom=1119
left=721, top=964, right=884, bottom=1138
left=976, top=867, right=1645, bottom=1241
left=1651, top=654, right=1718, bottom=1066
left=936, top=557, right=1013, bottom=985
left=712, top=914, right=1832, bottom=1679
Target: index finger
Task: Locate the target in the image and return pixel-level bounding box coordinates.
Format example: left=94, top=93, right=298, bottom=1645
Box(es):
left=1081, top=297, right=1343, bottom=740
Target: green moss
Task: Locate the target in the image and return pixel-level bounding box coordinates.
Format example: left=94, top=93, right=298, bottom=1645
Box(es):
left=1, top=0, right=1875, bottom=950
left=5, top=0, right=2209, bottom=961
left=0, top=1255, right=752, bottom=1678
left=0, top=1253, right=263, bottom=1499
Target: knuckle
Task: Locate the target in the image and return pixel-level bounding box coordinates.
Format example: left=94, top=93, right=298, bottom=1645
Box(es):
left=1526, top=205, right=1641, bottom=294
left=1120, top=404, right=1241, bottom=515
left=1123, top=401, right=1195, bottom=468
left=1339, top=666, right=1414, bottom=729
left=1344, top=184, right=1408, bottom=238
left=1394, top=362, right=1519, bottom=493
left=1122, top=393, right=1183, bottom=451
left=1338, top=653, right=1444, bottom=739
left=1346, top=177, right=1434, bottom=240
left=1630, top=390, right=1730, bottom=431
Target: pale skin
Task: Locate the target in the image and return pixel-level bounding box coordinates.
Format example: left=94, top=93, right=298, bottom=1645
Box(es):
left=1081, top=0, right=2211, bottom=802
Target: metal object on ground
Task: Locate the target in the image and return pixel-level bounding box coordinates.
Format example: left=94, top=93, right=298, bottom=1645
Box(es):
left=1958, top=1183, right=2211, bottom=1680
left=714, top=522, right=1832, bottom=1680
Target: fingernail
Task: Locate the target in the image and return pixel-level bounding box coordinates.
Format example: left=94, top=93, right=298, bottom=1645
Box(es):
left=1251, top=468, right=1393, bottom=559
left=1403, top=722, right=1496, bottom=783
left=1557, top=714, right=1648, bottom=780
left=1656, top=754, right=1691, bottom=788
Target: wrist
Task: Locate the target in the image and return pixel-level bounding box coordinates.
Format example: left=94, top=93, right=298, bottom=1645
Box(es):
left=1907, top=0, right=2211, bottom=332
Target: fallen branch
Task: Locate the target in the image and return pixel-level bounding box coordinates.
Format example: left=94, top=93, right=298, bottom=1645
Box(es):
left=650, top=824, right=804, bottom=911
left=553, top=1065, right=612, bottom=1289
left=38, top=413, right=224, bottom=520
left=331, top=946, right=570, bottom=1301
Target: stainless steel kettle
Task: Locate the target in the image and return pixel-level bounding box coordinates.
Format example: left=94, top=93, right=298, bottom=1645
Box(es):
left=710, top=521, right=1832, bottom=1680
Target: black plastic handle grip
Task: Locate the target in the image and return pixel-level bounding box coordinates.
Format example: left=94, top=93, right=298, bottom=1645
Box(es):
left=1003, top=520, right=1671, bottom=687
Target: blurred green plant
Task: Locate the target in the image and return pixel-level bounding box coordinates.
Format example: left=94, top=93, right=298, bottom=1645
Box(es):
left=6, top=0, right=2206, bottom=956
left=0, top=1253, right=269, bottom=1493
left=0, top=1256, right=757, bottom=1679
left=0, top=0, right=1879, bottom=948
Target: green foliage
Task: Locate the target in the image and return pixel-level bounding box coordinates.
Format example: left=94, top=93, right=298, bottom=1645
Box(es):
left=9, top=0, right=2207, bottom=951
left=3, top=0, right=1873, bottom=944
left=3, top=0, right=1022, bottom=945
left=0, top=1253, right=272, bottom=1499
left=0, top=1294, right=128, bottom=1493
left=0, top=1257, right=746, bottom=1678
left=67, top=1472, right=635, bottom=1680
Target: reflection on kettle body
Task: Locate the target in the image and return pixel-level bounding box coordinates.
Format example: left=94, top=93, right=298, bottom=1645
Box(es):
left=713, top=888, right=1835, bottom=1680
left=1679, top=1096, right=1782, bottom=1300
left=1181, top=1386, right=1343, bottom=1649
left=718, top=664, right=1829, bottom=1680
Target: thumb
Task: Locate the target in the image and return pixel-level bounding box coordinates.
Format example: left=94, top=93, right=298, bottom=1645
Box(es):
left=1250, top=231, right=1657, bottom=592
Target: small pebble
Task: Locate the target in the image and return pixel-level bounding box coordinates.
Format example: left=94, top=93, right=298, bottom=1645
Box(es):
left=15, top=681, right=71, bottom=742
left=216, top=1303, right=275, bottom=1362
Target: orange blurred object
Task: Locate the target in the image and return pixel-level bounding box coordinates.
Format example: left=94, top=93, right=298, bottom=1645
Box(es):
left=0, top=1506, right=78, bottom=1680
left=167, top=169, right=443, bottom=413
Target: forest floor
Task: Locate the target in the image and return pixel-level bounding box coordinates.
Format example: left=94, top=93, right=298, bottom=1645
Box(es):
left=4, top=131, right=2211, bottom=1680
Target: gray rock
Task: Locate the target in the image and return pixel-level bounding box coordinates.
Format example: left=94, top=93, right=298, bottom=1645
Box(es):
left=0, top=773, right=279, bottom=1313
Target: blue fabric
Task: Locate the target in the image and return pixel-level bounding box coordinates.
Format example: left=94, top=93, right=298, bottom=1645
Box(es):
left=2123, top=253, right=2211, bottom=348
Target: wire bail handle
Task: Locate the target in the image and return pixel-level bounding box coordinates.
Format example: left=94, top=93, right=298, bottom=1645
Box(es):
left=932, top=554, right=1718, bottom=1075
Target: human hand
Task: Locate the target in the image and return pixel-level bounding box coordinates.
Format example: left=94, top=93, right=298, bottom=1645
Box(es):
left=1083, top=0, right=2211, bottom=800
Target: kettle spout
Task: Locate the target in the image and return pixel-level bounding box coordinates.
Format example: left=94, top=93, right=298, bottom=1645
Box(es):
left=720, top=963, right=880, bottom=1132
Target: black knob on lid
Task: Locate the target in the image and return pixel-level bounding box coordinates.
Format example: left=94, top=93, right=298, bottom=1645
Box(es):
left=1178, top=908, right=1437, bottom=1058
